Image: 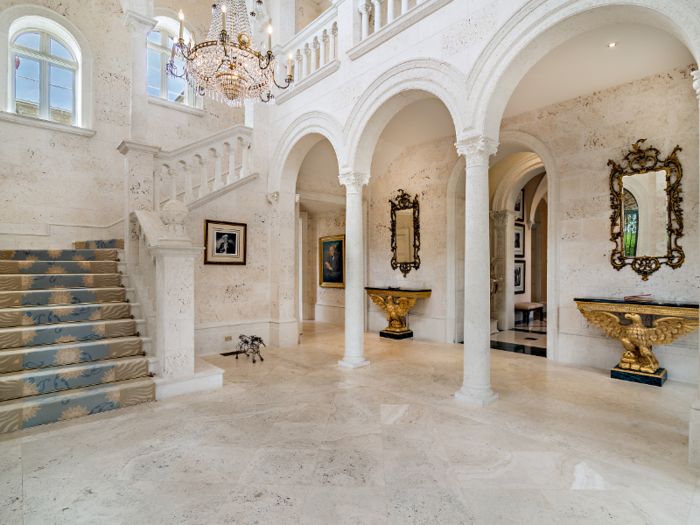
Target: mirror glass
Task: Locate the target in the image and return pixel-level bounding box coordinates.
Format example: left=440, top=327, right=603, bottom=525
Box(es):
left=621, top=170, right=668, bottom=257
left=395, top=208, right=414, bottom=263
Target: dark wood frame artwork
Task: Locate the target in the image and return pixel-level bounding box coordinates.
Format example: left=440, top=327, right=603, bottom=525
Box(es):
left=514, top=188, right=525, bottom=222
left=514, top=223, right=525, bottom=258
left=514, top=260, right=526, bottom=295
left=204, top=219, right=247, bottom=265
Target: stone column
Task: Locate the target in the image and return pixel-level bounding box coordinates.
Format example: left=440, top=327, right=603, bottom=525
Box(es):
left=320, top=32, right=328, bottom=66
left=310, top=39, right=319, bottom=74
left=198, top=156, right=209, bottom=197
left=689, top=71, right=700, bottom=469
left=455, top=136, right=499, bottom=407
left=531, top=222, right=542, bottom=303
left=330, top=26, right=337, bottom=60
left=227, top=144, right=238, bottom=184
left=371, top=0, right=383, bottom=32
left=401, top=0, right=409, bottom=16
left=387, top=0, right=395, bottom=24
left=338, top=171, right=370, bottom=369
left=302, top=46, right=310, bottom=79
left=294, top=51, right=303, bottom=83
left=183, top=164, right=193, bottom=204
left=212, top=151, right=224, bottom=191
left=359, top=2, right=372, bottom=40
left=150, top=201, right=203, bottom=380
left=489, top=210, right=510, bottom=331
left=122, top=11, right=156, bottom=143
left=240, top=142, right=251, bottom=178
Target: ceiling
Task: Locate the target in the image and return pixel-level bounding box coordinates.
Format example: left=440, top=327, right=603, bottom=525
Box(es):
left=504, top=24, right=695, bottom=118
left=371, top=97, right=456, bottom=176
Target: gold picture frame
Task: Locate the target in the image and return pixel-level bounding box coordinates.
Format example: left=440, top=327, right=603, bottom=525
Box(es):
left=204, top=220, right=247, bottom=265
left=319, top=235, right=345, bottom=288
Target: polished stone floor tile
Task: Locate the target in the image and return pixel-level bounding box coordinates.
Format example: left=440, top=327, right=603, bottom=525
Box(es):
left=3, top=321, right=699, bottom=524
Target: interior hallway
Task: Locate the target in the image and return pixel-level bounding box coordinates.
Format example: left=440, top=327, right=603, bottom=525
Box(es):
left=2, top=321, right=699, bottom=524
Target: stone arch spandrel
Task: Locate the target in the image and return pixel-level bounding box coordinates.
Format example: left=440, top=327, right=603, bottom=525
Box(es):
left=344, top=59, right=469, bottom=176
left=269, top=111, right=345, bottom=194
left=464, top=0, right=700, bottom=140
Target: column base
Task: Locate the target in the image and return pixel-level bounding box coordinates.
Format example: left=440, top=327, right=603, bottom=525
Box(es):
left=338, top=359, right=370, bottom=369
left=455, top=387, right=499, bottom=407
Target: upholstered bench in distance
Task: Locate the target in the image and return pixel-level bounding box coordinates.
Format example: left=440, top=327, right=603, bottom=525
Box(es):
left=515, top=302, right=544, bottom=325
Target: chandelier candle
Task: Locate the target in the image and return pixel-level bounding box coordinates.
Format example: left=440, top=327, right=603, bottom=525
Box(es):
left=267, top=25, right=272, bottom=52
left=178, top=10, right=184, bottom=40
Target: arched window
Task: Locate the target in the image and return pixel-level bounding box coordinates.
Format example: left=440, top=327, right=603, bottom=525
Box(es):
left=10, top=29, right=77, bottom=125
left=147, top=18, right=194, bottom=106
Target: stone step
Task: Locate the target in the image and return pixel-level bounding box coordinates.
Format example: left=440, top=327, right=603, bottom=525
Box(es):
left=0, top=302, right=132, bottom=329
left=74, top=239, right=124, bottom=250
left=0, top=318, right=137, bottom=350
left=0, top=273, right=122, bottom=291
left=0, top=249, right=118, bottom=262
left=0, top=287, right=127, bottom=308
left=0, top=337, right=143, bottom=374
left=0, top=261, right=118, bottom=275
left=0, top=376, right=155, bottom=434
left=0, top=355, right=150, bottom=402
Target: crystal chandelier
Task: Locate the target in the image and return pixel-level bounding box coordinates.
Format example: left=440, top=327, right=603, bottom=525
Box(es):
left=167, top=0, right=292, bottom=107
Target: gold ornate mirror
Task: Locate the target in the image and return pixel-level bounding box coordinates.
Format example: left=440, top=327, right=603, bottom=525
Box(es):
left=609, top=139, right=684, bottom=280
left=390, top=189, right=420, bottom=277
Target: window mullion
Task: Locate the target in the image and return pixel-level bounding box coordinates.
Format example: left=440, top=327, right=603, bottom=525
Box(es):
left=41, top=58, right=49, bottom=120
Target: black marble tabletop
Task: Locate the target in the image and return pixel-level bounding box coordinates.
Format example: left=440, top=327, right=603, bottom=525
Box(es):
left=574, top=297, right=699, bottom=309
left=365, top=287, right=432, bottom=293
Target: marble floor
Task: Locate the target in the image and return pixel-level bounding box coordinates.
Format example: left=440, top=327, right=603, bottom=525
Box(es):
left=2, top=321, right=700, bottom=524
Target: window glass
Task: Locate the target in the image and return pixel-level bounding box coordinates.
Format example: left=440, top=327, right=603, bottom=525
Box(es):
left=147, top=49, right=161, bottom=96
left=15, top=56, right=40, bottom=118
left=147, top=30, right=161, bottom=44
left=14, top=32, right=40, bottom=49
left=167, top=62, right=186, bottom=102
left=50, top=65, right=73, bottom=89
left=167, top=35, right=174, bottom=48
left=50, top=38, right=73, bottom=60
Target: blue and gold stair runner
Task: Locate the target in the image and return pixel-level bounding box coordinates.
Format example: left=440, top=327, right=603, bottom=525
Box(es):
left=0, top=244, right=154, bottom=434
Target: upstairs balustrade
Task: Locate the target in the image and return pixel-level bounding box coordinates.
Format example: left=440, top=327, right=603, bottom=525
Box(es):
left=358, top=0, right=428, bottom=41
left=152, top=125, right=253, bottom=211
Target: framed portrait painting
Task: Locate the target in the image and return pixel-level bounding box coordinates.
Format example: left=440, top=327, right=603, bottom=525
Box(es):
left=514, top=188, right=525, bottom=222
left=514, top=260, right=526, bottom=295
left=204, top=220, right=247, bottom=265
left=319, top=235, right=345, bottom=288
left=514, top=223, right=525, bottom=258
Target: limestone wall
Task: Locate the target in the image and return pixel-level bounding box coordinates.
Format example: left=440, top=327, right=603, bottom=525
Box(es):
left=501, top=64, right=700, bottom=381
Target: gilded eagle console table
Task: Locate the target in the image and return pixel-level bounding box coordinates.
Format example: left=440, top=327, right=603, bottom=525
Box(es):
left=365, top=287, right=431, bottom=339
left=575, top=298, right=699, bottom=386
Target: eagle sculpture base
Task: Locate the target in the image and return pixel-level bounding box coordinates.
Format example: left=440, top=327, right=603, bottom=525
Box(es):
left=611, top=366, right=667, bottom=387
left=380, top=329, right=413, bottom=339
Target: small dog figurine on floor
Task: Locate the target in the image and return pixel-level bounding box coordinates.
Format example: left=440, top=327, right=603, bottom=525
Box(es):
left=221, top=335, right=265, bottom=363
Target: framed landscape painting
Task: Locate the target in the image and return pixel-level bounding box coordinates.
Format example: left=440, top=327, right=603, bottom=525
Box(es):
left=204, top=220, right=247, bottom=265
left=319, top=235, right=345, bottom=288
left=514, top=223, right=525, bottom=258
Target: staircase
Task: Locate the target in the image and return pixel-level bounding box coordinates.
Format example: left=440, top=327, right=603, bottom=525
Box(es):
left=0, top=239, right=155, bottom=434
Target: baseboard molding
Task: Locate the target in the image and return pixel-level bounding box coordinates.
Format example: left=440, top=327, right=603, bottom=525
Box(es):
left=154, top=358, right=224, bottom=400
left=195, top=320, right=272, bottom=356
left=315, top=304, right=345, bottom=326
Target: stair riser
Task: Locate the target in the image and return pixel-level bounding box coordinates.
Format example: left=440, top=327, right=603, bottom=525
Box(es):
left=0, top=320, right=136, bottom=350
left=0, top=378, right=154, bottom=433
left=0, top=338, right=143, bottom=374
left=0, top=274, right=121, bottom=291
left=0, top=357, right=149, bottom=402
left=0, top=249, right=117, bottom=262
left=74, top=239, right=124, bottom=250
left=0, top=261, right=117, bottom=275
left=0, top=288, right=126, bottom=308
left=0, top=303, right=131, bottom=329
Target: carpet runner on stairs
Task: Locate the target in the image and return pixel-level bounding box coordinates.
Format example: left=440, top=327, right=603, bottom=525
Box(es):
left=0, top=241, right=155, bottom=434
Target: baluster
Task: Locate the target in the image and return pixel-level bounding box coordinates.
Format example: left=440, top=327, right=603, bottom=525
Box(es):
left=330, top=25, right=337, bottom=60
left=359, top=2, right=372, bottom=40
left=227, top=142, right=238, bottom=184
left=294, top=50, right=303, bottom=82
left=372, top=0, right=383, bottom=32
left=154, top=166, right=167, bottom=211
left=401, top=0, right=408, bottom=16
left=199, top=155, right=210, bottom=197
left=320, top=31, right=328, bottom=66
left=168, top=166, right=177, bottom=202
left=240, top=142, right=251, bottom=179
left=310, top=38, right=319, bottom=74
left=212, top=150, right=224, bottom=191
left=302, top=45, right=310, bottom=79
left=183, top=162, right=193, bottom=203
left=387, top=0, right=395, bottom=23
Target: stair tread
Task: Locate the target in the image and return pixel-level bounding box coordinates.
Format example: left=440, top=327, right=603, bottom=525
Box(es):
left=0, top=261, right=118, bottom=274
left=0, top=287, right=127, bottom=308
left=0, top=356, right=150, bottom=401
left=0, top=376, right=155, bottom=433
left=0, top=302, right=132, bottom=329
left=0, top=318, right=138, bottom=350
left=0, top=249, right=118, bottom=261
left=0, top=273, right=122, bottom=291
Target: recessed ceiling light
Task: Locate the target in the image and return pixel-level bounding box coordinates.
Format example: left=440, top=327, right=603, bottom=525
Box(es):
left=608, top=42, right=617, bottom=48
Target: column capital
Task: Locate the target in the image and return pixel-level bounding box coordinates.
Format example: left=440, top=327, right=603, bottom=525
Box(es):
left=295, top=50, right=303, bottom=61
left=489, top=210, right=509, bottom=228
left=692, top=70, right=700, bottom=100
left=311, top=39, right=320, bottom=50
left=321, top=32, right=330, bottom=43
left=331, top=25, right=338, bottom=36
left=339, top=171, right=370, bottom=194
left=359, top=2, right=372, bottom=15
left=303, top=45, right=311, bottom=56
left=371, top=0, right=384, bottom=5
left=455, top=136, right=498, bottom=167
left=122, top=10, right=157, bottom=35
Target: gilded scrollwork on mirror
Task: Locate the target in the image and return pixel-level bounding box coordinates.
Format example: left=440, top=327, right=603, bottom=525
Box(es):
left=608, top=139, right=684, bottom=281
left=390, top=189, right=420, bottom=277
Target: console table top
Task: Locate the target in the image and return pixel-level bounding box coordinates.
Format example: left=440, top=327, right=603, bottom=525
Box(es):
left=574, top=298, right=698, bottom=318
left=365, top=287, right=432, bottom=298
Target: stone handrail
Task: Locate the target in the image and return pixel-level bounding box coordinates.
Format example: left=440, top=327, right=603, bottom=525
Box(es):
left=152, top=125, right=253, bottom=210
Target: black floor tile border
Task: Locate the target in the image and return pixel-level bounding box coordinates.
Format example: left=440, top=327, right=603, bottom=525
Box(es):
left=490, top=340, right=547, bottom=358
left=511, top=328, right=548, bottom=335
